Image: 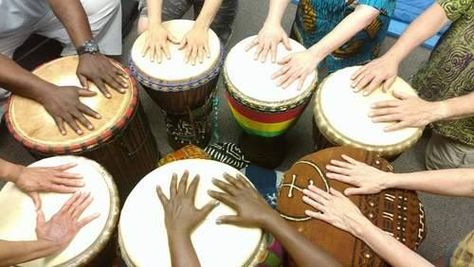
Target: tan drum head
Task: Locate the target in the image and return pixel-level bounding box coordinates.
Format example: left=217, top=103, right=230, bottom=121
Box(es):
left=130, top=19, right=221, bottom=84
left=119, top=159, right=265, bottom=267
left=314, top=66, right=423, bottom=156
left=0, top=156, right=119, bottom=267
left=6, top=56, right=136, bottom=153
left=224, top=36, right=317, bottom=110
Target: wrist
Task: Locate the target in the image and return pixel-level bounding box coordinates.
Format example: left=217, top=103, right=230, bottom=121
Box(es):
left=36, top=238, right=63, bottom=253
left=263, top=19, right=281, bottom=28
left=382, top=51, right=403, bottom=66
left=379, top=172, right=397, bottom=191
left=430, top=101, right=449, bottom=122
left=193, top=19, right=211, bottom=31
left=348, top=214, right=373, bottom=239
left=260, top=209, right=285, bottom=231
left=308, top=45, right=327, bottom=62
left=3, top=163, right=24, bottom=183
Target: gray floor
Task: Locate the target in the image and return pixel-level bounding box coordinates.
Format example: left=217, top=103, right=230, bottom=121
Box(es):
left=1, top=0, right=473, bottom=264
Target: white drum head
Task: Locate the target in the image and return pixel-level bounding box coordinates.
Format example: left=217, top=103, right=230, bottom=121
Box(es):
left=130, top=19, right=221, bottom=83
left=0, top=156, right=117, bottom=267
left=119, top=159, right=263, bottom=267
left=225, top=36, right=317, bottom=105
left=318, top=66, right=422, bottom=147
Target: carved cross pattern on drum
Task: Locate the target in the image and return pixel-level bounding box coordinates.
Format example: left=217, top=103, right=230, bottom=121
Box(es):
left=280, top=174, right=314, bottom=198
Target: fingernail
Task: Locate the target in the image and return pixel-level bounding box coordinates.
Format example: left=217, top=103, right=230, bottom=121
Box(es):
left=96, top=114, right=102, bottom=119
left=213, top=200, right=220, bottom=206
left=87, top=125, right=93, bottom=130
left=207, top=189, right=213, bottom=195
left=216, top=218, right=222, bottom=224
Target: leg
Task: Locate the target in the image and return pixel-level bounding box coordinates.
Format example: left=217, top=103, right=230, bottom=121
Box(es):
left=193, top=0, right=238, bottom=45
left=35, top=0, right=122, bottom=56
left=137, top=0, right=192, bottom=34
left=425, top=132, right=474, bottom=170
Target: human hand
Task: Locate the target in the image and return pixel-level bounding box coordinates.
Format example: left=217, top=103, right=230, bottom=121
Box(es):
left=208, top=173, right=278, bottom=228
left=179, top=25, right=210, bottom=65
left=36, top=192, right=99, bottom=250
left=272, top=50, right=319, bottom=90
left=350, top=55, right=400, bottom=96
left=156, top=171, right=218, bottom=236
left=326, top=154, right=393, bottom=195
left=369, top=91, right=444, bottom=131
left=77, top=54, right=128, bottom=98
left=13, top=163, right=84, bottom=209
left=142, top=24, right=179, bottom=63
left=246, top=23, right=291, bottom=63
left=40, top=85, right=101, bottom=135
left=303, top=186, right=368, bottom=236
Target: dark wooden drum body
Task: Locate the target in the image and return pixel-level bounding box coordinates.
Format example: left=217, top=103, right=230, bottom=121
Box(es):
left=5, top=56, right=159, bottom=202
left=277, top=146, right=426, bottom=266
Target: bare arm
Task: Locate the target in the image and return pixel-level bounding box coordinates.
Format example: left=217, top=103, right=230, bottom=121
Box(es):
left=265, top=0, right=292, bottom=26
left=168, top=232, right=200, bottom=267
left=146, top=0, right=163, bottom=26
left=0, top=240, right=60, bottom=267
left=195, top=0, right=224, bottom=29
left=0, top=158, right=22, bottom=183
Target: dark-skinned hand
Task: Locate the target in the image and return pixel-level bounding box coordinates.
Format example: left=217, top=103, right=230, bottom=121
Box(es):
left=208, top=173, right=278, bottom=228
left=156, top=171, right=218, bottom=236
left=40, top=85, right=101, bottom=135
left=77, top=54, right=128, bottom=98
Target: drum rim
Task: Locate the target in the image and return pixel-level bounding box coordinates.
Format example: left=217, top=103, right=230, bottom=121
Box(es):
left=223, top=69, right=317, bottom=113
left=118, top=159, right=268, bottom=267
left=313, top=73, right=424, bottom=157
left=54, top=156, right=120, bottom=267
left=129, top=20, right=223, bottom=91
left=5, top=56, right=139, bottom=154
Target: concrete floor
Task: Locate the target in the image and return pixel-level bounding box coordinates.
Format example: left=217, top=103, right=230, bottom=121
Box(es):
left=1, top=0, right=473, bottom=264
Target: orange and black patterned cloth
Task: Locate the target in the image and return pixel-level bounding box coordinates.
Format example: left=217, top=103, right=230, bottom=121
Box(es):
left=292, top=0, right=395, bottom=73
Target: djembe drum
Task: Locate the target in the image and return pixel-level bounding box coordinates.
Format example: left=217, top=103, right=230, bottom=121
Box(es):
left=277, top=146, right=426, bottom=266
left=224, top=36, right=317, bottom=168
left=0, top=156, right=119, bottom=266
left=5, top=56, right=159, bottom=201
left=119, top=159, right=269, bottom=267
left=313, top=66, right=423, bottom=158
left=129, top=19, right=223, bottom=149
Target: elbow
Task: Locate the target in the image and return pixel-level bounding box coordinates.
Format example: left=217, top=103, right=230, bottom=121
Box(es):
left=356, top=5, right=381, bottom=28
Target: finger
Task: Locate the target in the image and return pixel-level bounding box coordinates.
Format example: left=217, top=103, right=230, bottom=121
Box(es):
left=282, top=36, right=292, bottom=51
left=168, top=33, right=180, bottom=44
left=59, top=192, right=82, bottom=214
left=216, top=215, right=242, bottom=225
left=382, top=77, right=396, bottom=92
left=151, top=45, right=157, bottom=63
left=178, top=171, right=189, bottom=194
left=187, top=175, right=200, bottom=200
left=68, top=192, right=90, bottom=216
left=73, top=111, right=93, bottom=131
left=307, top=185, right=331, bottom=200
left=110, top=73, right=128, bottom=92
left=277, top=55, right=291, bottom=65
left=162, top=43, right=171, bottom=60
left=371, top=114, right=399, bottom=123
left=78, top=102, right=101, bottom=119
left=270, top=44, right=277, bottom=63
left=235, top=174, right=252, bottom=188
left=52, top=163, right=77, bottom=172
left=208, top=190, right=235, bottom=208
left=178, top=38, right=187, bottom=50
left=77, top=74, right=89, bottom=90
left=371, top=100, right=399, bottom=109
left=77, top=213, right=100, bottom=229
left=170, top=173, right=178, bottom=198
left=340, top=154, right=360, bottom=165
left=302, top=188, right=329, bottom=205
left=157, top=47, right=163, bottom=64
left=329, top=159, right=353, bottom=169
left=52, top=177, right=84, bottom=187
left=29, top=192, right=41, bottom=210
left=198, top=199, right=219, bottom=219
left=48, top=184, right=78, bottom=194
left=191, top=47, right=198, bottom=65
left=36, top=208, right=46, bottom=227
left=325, top=164, right=351, bottom=176
left=344, top=187, right=371, bottom=196
left=77, top=89, right=96, bottom=97
left=362, top=78, right=383, bottom=96
left=281, top=72, right=299, bottom=88
left=156, top=185, right=169, bottom=206
left=325, top=172, right=351, bottom=184
left=253, top=43, right=264, bottom=61
left=384, top=121, right=409, bottom=132
left=53, top=116, right=66, bottom=136
left=142, top=42, right=150, bottom=57
left=54, top=170, right=82, bottom=179
left=212, top=178, right=237, bottom=195
left=198, top=47, right=205, bottom=64
left=351, top=66, right=367, bottom=82
left=354, top=73, right=374, bottom=92
left=94, top=79, right=111, bottom=98
left=71, top=193, right=94, bottom=219
left=63, top=115, right=82, bottom=135
left=271, top=65, right=290, bottom=80
left=259, top=42, right=270, bottom=63
left=302, top=195, right=326, bottom=212
left=245, top=37, right=258, bottom=52
left=305, top=209, right=325, bottom=221
left=329, top=187, right=345, bottom=198
left=223, top=173, right=242, bottom=189
left=205, top=43, right=210, bottom=58
left=297, top=77, right=305, bottom=91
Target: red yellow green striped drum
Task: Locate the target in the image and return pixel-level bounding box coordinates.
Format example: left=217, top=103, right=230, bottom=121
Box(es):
left=224, top=36, right=317, bottom=138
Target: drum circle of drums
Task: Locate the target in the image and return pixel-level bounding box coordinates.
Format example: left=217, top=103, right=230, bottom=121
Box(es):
left=313, top=66, right=424, bottom=158
left=129, top=19, right=223, bottom=150
left=5, top=56, right=159, bottom=201
left=119, top=159, right=269, bottom=267
left=224, top=36, right=318, bottom=168
left=0, top=156, right=119, bottom=267
left=277, top=146, right=426, bottom=266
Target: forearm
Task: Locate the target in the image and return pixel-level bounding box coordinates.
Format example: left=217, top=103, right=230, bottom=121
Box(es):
left=0, top=240, right=60, bottom=267
left=265, top=0, right=292, bottom=26
left=438, top=92, right=474, bottom=121
left=168, top=232, right=200, bottom=267
left=0, top=55, right=54, bottom=103
left=195, top=0, right=224, bottom=29
left=146, top=0, right=163, bottom=25
left=353, top=219, right=433, bottom=267
left=0, top=158, right=23, bottom=183
left=47, top=0, right=92, bottom=47
left=386, top=169, right=474, bottom=197
left=308, top=5, right=379, bottom=59
left=383, top=3, right=449, bottom=63
left=264, top=214, right=341, bottom=267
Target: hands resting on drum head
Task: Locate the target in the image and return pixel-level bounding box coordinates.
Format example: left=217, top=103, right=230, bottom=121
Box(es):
left=142, top=23, right=211, bottom=65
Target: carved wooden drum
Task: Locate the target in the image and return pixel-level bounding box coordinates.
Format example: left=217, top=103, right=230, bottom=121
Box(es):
left=5, top=56, right=159, bottom=201
left=0, top=156, right=119, bottom=266
left=119, top=159, right=268, bottom=267
left=313, top=66, right=423, bottom=157
left=277, top=146, right=426, bottom=266
left=129, top=19, right=223, bottom=149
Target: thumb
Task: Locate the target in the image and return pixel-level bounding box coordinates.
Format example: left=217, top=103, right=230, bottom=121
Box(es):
left=36, top=208, right=46, bottom=227
left=216, top=215, right=243, bottom=226
left=178, top=38, right=187, bottom=50
left=77, top=74, right=89, bottom=90
left=30, top=192, right=41, bottom=210
left=199, top=200, right=219, bottom=218
left=78, top=89, right=97, bottom=97
left=168, top=33, right=180, bottom=44
left=283, top=36, right=292, bottom=51
left=277, top=54, right=291, bottom=65
left=382, top=77, right=396, bottom=92
left=344, top=187, right=370, bottom=196
left=392, top=90, right=410, bottom=100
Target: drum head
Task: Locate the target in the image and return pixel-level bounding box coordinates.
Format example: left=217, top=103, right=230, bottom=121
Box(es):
left=0, top=156, right=119, bottom=267
left=224, top=36, right=317, bottom=109
left=6, top=56, right=137, bottom=154
left=119, top=159, right=264, bottom=267
left=314, top=66, right=423, bottom=156
left=130, top=20, right=221, bottom=85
